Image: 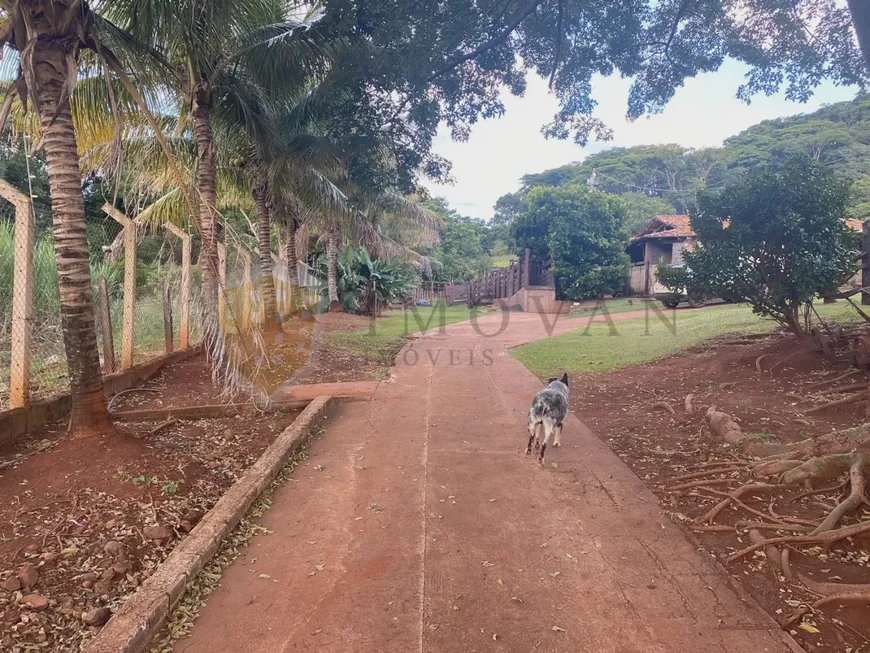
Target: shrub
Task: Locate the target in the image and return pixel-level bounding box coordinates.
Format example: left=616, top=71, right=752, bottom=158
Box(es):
left=659, top=156, right=859, bottom=336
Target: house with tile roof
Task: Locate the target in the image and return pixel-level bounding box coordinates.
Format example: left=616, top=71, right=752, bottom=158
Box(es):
left=626, top=215, right=696, bottom=296
left=627, top=215, right=866, bottom=297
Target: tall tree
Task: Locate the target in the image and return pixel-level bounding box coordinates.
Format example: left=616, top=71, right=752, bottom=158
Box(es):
left=515, top=185, right=629, bottom=300
left=0, top=1, right=168, bottom=436
left=106, top=0, right=332, bottom=368
left=659, top=156, right=859, bottom=336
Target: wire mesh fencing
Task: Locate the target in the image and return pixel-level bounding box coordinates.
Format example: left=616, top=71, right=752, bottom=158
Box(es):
left=0, top=207, right=325, bottom=412
left=0, top=216, right=207, bottom=412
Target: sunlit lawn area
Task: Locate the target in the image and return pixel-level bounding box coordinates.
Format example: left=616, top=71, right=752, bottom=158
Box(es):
left=567, top=296, right=659, bottom=317
left=326, top=303, right=486, bottom=362
left=512, top=299, right=864, bottom=379
left=490, top=254, right=517, bottom=268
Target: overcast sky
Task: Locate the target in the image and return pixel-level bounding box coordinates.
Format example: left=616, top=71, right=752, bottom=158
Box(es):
left=422, top=60, right=859, bottom=221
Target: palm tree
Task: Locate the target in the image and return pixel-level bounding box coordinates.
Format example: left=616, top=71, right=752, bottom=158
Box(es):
left=106, top=0, right=333, bottom=371
left=306, top=189, right=440, bottom=311
left=0, top=1, right=167, bottom=436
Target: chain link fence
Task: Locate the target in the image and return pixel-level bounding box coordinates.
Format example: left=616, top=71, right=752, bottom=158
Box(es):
left=0, top=217, right=207, bottom=412
left=0, top=210, right=326, bottom=412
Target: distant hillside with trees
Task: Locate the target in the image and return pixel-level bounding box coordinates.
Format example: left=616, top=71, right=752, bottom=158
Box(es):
left=495, top=94, right=870, bottom=235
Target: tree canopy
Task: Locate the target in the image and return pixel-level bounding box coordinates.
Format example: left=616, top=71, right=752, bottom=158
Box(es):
left=657, top=156, right=860, bottom=336
left=423, top=198, right=494, bottom=283
left=495, top=94, right=870, bottom=234
left=514, top=185, right=629, bottom=300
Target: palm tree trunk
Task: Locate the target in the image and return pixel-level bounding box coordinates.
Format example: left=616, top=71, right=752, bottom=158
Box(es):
left=285, top=216, right=299, bottom=287
left=191, top=99, right=226, bottom=367
left=327, top=229, right=340, bottom=310
left=253, top=182, right=280, bottom=329
left=282, top=214, right=301, bottom=313
left=32, top=38, right=111, bottom=437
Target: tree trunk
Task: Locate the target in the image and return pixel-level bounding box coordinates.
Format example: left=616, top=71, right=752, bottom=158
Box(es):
left=327, top=229, right=340, bottom=310
left=191, top=98, right=225, bottom=368
left=848, top=0, right=870, bottom=72
left=32, top=35, right=111, bottom=436
left=282, top=214, right=302, bottom=314
left=253, top=182, right=279, bottom=329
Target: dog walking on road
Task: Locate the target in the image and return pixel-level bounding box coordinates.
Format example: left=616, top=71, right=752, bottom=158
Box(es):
left=526, top=373, right=569, bottom=465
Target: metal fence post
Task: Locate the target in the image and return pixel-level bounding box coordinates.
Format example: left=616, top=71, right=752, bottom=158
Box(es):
left=2, top=179, right=34, bottom=408
left=164, top=224, right=191, bottom=349
left=103, top=204, right=136, bottom=369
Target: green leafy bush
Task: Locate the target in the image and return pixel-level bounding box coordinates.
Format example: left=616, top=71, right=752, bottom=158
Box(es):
left=659, top=156, right=859, bottom=335
left=316, top=245, right=411, bottom=315
left=513, top=185, right=629, bottom=300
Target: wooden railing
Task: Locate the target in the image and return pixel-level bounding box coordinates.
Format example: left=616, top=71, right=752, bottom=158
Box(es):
left=443, top=249, right=553, bottom=306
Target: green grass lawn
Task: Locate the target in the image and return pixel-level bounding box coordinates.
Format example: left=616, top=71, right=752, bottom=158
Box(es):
left=490, top=254, right=517, bottom=268
left=512, top=303, right=777, bottom=378
left=513, top=299, right=866, bottom=379
left=325, top=303, right=486, bottom=368
left=566, top=296, right=659, bottom=317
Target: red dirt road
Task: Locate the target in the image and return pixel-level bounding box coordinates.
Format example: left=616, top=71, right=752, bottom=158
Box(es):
left=179, top=310, right=799, bottom=653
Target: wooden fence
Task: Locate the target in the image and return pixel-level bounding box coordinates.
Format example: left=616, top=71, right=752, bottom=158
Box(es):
left=410, top=281, right=447, bottom=303
left=443, top=249, right=554, bottom=307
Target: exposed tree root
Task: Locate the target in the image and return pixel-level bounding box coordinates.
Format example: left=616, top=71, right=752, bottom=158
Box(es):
left=706, top=406, right=744, bottom=445
left=726, top=519, right=870, bottom=563
left=735, top=521, right=813, bottom=533
left=805, top=391, right=866, bottom=414
left=798, top=573, right=870, bottom=597
left=148, top=418, right=177, bottom=435
left=779, top=605, right=810, bottom=630
left=780, top=547, right=792, bottom=580
left=813, top=592, right=870, bottom=609
left=671, top=466, right=742, bottom=482
left=819, top=381, right=870, bottom=396
left=666, top=478, right=736, bottom=492
left=694, top=483, right=776, bottom=524
left=806, top=369, right=861, bottom=390
left=767, top=499, right=820, bottom=527
left=749, top=528, right=783, bottom=573
left=689, top=460, right=747, bottom=469
left=690, top=524, right=735, bottom=533
left=751, top=459, right=803, bottom=477
left=781, top=454, right=860, bottom=485
left=811, top=454, right=866, bottom=535
left=651, top=401, right=676, bottom=416
left=789, top=477, right=851, bottom=503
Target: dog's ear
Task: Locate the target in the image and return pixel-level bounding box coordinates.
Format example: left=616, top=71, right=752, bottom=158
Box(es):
left=548, top=377, right=557, bottom=384
left=561, top=372, right=568, bottom=386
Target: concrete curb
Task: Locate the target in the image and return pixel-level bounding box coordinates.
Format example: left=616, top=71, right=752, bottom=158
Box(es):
left=83, top=395, right=333, bottom=653
left=0, top=346, right=202, bottom=443
left=112, top=399, right=309, bottom=422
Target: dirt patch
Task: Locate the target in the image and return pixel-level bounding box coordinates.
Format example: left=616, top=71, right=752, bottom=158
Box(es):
left=570, top=333, right=870, bottom=653
left=289, top=312, right=395, bottom=384
left=0, top=389, right=300, bottom=652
